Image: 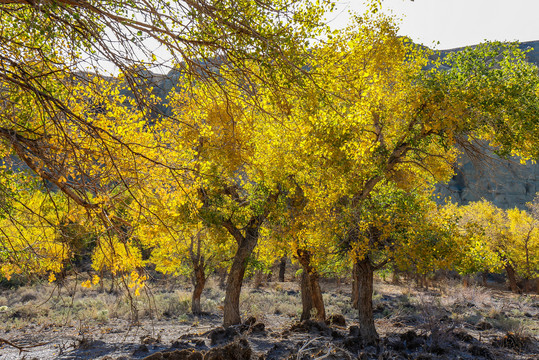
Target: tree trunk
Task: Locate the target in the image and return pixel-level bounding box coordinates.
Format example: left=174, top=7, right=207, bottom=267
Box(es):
left=191, top=263, right=206, bottom=315
left=218, top=267, right=227, bottom=290
left=352, top=261, right=359, bottom=309
left=308, top=271, right=326, bottom=321
left=296, top=249, right=325, bottom=321
left=505, top=264, right=521, bottom=293
left=391, top=268, right=400, bottom=285
left=300, top=271, right=313, bottom=321
left=278, top=256, right=287, bottom=282
left=223, top=228, right=259, bottom=327
left=357, top=258, right=378, bottom=345
left=254, top=270, right=264, bottom=288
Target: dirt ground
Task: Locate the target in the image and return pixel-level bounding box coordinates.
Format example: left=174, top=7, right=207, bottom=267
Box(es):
left=0, top=276, right=537, bottom=359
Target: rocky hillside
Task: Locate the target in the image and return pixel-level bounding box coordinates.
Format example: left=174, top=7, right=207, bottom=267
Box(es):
left=436, top=41, right=539, bottom=209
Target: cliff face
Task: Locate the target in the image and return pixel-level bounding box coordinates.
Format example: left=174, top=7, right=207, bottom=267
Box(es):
left=437, top=153, right=539, bottom=209
left=436, top=41, right=539, bottom=209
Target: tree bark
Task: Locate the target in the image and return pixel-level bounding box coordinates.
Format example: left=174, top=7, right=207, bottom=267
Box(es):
left=278, top=256, right=287, bottom=282
left=308, top=271, right=326, bottom=321
left=223, top=228, right=259, bottom=327
left=352, top=261, right=359, bottom=309
left=505, top=264, right=521, bottom=293
left=296, top=249, right=325, bottom=321
left=300, top=271, right=313, bottom=321
left=191, top=263, right=206, bottom=315
left=357, top=258, right=378, bottom=345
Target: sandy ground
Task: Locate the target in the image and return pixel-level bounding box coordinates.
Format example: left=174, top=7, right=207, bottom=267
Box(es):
left=0, top=279, right=537, bottom=359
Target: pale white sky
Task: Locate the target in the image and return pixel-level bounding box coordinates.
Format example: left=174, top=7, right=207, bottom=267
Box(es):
left=329, top=0, right=539, bottom=49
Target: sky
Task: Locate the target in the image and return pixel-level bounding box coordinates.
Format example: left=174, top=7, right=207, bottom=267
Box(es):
left=329, top=0, right=539, bottom=49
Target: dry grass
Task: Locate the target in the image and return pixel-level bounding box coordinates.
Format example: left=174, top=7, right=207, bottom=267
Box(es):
left=0, top=273, right=536, bottom=360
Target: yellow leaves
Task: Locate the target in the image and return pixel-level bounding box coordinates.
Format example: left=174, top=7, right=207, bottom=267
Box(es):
left=91, top=236, right=143, bottom=275
left=81, top=275, right=102, bottom=289
left=128, top=271, right=147, bottom=297
left=447, top=199, right=539, bottom=277
left=0, top=180, right=74, bottom=279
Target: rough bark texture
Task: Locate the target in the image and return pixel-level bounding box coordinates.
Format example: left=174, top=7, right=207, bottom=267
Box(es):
left=308, top=271, right=326, bottom=321
left=223, top=228, right=259, bottom=327
left=278, top=256, right=287, bottom=282
left=505, top=264, right=522, bottom=293
left=191, top=263, right=206, bottom=315
left=296, top=250, right=326, bottom=321
left=357, top=258, right=378, bottom=345
left=300, top=271, right=313, bottom=321
left=352, top=261, right=359, bottom=309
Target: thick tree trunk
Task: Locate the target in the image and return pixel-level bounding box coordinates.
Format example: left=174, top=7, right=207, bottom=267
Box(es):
left=505, top=264, right=521, bottom=293
left=352, top=261, right=360, bottom=309
left=357, top=258, right=378, bottom=345
left=296, top=250, right=325, bottom=321
left=300, top=271, right=313, bottom=321
left=223, top=229, right=259, bottom=327
left=191, top=264, right=206, bottom=315
left=278, top=256, right=287, bottom=282
left=308, top=271, right=326, bottom=321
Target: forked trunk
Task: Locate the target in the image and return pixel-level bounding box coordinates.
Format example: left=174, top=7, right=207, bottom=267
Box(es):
left=297, top=250, right=325, bottom=321
left=505, top=264, right=521, bottom=293
left=191, top=264, right=206, bottom=315
left=352, top=261, right=359, bottom=309
left=223, top=229, right=259, bottom=327
left=300, top=271, right=313, bottom=321
left=278, top=256, right=287, bottom=282
left=357, top=258, right=378, bottom=345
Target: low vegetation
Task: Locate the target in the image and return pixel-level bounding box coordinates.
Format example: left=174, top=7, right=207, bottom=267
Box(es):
left=0, top=274, right=536, bottom=359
